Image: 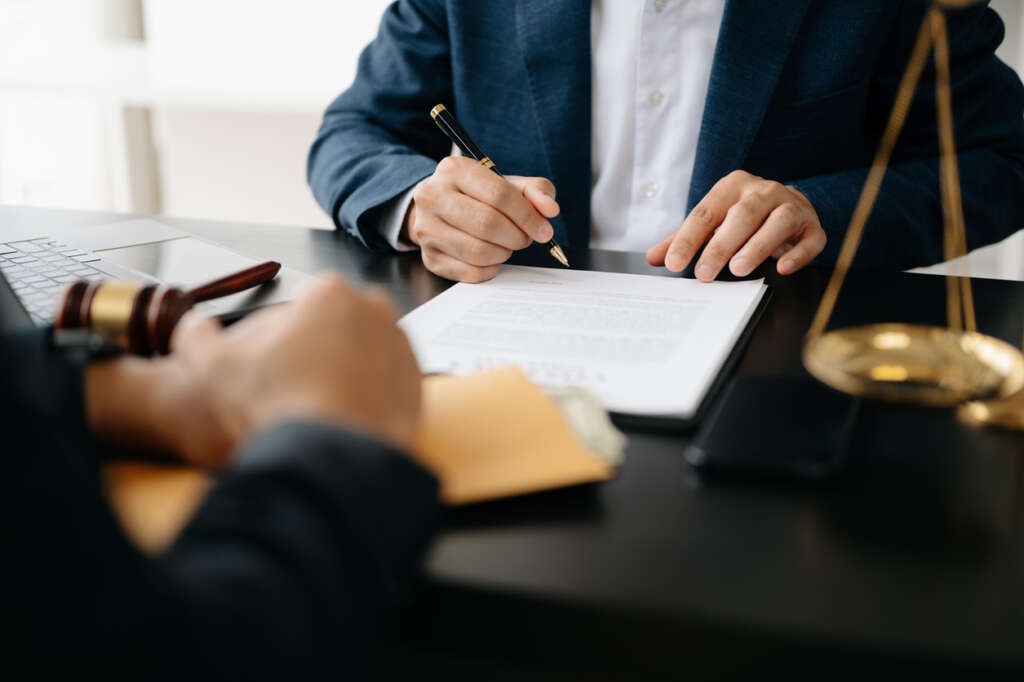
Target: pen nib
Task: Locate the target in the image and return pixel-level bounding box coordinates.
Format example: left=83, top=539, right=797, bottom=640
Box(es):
left=550, top=244, right=570, bottom=268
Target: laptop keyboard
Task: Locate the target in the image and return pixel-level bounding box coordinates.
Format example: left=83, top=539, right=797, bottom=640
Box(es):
left=0, top=237, right=112, bottom=325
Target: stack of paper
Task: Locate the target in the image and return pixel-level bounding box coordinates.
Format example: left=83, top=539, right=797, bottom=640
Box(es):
left=400, top=265, right=767, bottom=420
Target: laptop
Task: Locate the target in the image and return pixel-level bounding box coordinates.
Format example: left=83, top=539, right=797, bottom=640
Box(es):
left=1, top=216, right=309, bottom=327
left=0, top=268, right=32, bottom=332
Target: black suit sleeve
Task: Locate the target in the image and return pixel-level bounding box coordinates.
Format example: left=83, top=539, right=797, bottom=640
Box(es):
left=1, top=328, right=153, bottom=666
left=160, top=422, right=440, bottom=680
left=0, top=329, right=441, bottom=680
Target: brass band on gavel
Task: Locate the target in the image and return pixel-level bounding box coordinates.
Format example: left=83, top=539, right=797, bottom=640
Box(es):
left=57, top=281, right=199, bottom=356
left=54, top=260, right=281, bottom=356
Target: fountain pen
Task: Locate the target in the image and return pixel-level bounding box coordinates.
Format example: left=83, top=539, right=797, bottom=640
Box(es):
left=430, top=104, right=570, bottom=268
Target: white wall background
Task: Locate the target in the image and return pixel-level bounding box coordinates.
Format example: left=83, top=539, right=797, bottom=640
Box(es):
left=1, top=0, right=1023, bottom=275
left=0, top=0, right=393, bottom=228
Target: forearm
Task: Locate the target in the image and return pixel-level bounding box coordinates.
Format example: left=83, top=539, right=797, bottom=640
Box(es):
left=308, top=140, right=437, bottom=251
left=307, top=0, right=453, bottom=249
left=791, top=145, right=1024, bottom=269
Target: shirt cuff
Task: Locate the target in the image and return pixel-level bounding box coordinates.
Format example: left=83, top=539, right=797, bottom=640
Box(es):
left=377, top=180, right=428, bottom=252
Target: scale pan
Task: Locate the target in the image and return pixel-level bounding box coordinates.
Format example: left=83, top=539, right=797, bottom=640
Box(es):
left=803, top=323, right=1024, bottom=406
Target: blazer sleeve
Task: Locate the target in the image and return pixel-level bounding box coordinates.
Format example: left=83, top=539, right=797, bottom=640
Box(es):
left=1, top=329, right=158, bottom=664
left=791, top=2, right=1024, bottom=269
left=308, top=0, right=453, bottom=251
left=158, top=421, right=441, bottom=680
left=0, top=330, right=440, bottom=678
left=0, top=327, right=94, bottom=449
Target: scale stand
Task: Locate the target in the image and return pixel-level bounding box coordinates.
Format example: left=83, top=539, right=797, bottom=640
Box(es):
left=802, top=0, right=1024, bottom=423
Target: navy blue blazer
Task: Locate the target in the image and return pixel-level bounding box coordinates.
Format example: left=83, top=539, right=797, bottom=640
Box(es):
left=309, top=0, right=1024, bottom=269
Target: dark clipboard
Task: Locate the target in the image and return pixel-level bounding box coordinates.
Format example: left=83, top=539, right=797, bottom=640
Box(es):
left=609, top=284, right=774, bottom=432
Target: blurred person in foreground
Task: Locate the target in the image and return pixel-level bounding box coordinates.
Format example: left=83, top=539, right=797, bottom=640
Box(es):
left=3, top=275, right=441, bottom=679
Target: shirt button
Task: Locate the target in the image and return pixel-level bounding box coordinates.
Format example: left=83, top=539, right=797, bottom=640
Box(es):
left=654, top=0, right=668, bottom=12
left=648, top=90, right=664, bottom=107
left=645, top=182, right=660, bottom=198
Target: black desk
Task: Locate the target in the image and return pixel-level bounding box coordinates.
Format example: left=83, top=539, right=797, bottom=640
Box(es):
left=9, top=206, right=1024, bottom=678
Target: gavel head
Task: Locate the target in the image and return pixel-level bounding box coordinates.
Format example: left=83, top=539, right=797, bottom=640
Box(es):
left=56, top=280, right=194, bottom=356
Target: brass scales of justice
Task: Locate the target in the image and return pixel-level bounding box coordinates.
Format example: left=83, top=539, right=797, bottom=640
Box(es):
left=801, top=0, right=1024, bottom=430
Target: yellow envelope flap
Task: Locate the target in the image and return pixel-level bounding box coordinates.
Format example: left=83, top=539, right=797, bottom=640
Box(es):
left=415, top=367, right=614, bottom=506
left=103, top=462, right=212, bottom=555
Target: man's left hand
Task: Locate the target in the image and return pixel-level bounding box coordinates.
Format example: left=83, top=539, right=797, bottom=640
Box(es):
left=646, top=170, right=827, bottom=281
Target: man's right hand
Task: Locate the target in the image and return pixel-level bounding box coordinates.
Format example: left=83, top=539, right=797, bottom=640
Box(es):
left=171, top=275, right=422, bottom=454
left=404, top=156, right=561, bottom=283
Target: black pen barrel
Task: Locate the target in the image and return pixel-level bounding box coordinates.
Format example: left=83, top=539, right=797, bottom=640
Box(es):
left=430, top=105, right=496, bottom=172
left=428, top=103, right=570, bottom=267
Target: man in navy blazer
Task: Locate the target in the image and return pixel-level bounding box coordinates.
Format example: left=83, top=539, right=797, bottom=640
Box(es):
left=309, top=1, right=1024, bottom=283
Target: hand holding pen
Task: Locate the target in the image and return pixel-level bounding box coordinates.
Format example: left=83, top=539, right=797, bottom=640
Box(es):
left=400, top=104, right=569, bottom=283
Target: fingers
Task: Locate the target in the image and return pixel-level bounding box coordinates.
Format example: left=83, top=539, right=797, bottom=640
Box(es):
left=645, top=229, right=677, bottom=266
left=417, top=187, right=531, bottom=251
left=422, top=246, right=501, bottom=283
left=361, top=288, right=421, bottom=378
left=290, top=273, right=357, bottom=319
left=650, top=171, right=826, bottom=280
left=290, top=270, right=350, bottom=304
left=409, top=194, right=516, bottom=268
left=436, top=157, right=554, bottom=243
left=413, top=158, right=560, bottom=282
left=507, top=176, right=561, bottom=220
left=728, top=202, right=808, bottom=276
left=662, top=172, right=746, bottom=272
left=420, top=219, right=514, bottom=266
left=776, top=225, right=828, bottom=275
left=362, top=288, right=400, bottom=321
left=170, top=311, right=222, bottom=355
left=312, top=272, right=348, bottom=290
left=695, top=190, right=779, bottom=281
left=726, top=192, right=826, bottom=277
left=296, top=274, right=397, bottom=322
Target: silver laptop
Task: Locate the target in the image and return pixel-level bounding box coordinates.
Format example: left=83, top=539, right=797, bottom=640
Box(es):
left=1, top=216, right=308, bottom=326
left=0, top=268, right=32, bottom=332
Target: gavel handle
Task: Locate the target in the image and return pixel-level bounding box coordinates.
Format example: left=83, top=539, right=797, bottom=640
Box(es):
left=187, top=261, right=282, bottom=303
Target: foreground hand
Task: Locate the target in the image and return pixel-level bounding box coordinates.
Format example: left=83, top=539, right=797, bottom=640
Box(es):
left=405, top=155, right=560, bottom=283
left=87, top=354, right=233, bottom=468
left=172, top=275, right=422, bottom=453
left=646, top=170, right=826, bottom=281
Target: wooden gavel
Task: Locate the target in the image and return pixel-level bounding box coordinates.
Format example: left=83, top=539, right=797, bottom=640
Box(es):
left=55, top=261, right=281, bottom=356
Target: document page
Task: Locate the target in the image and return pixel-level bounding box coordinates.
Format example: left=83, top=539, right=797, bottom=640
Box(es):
left=399, top=266, right=767, bottom=418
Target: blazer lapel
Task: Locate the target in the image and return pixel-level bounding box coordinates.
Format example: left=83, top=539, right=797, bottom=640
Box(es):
left=688, top=0, right=813, bottom=209
left=516, top=0, right=592, bottom=247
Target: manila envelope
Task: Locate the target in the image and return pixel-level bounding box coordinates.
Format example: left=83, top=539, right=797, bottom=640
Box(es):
left=105, top=367, right=613, bottom=553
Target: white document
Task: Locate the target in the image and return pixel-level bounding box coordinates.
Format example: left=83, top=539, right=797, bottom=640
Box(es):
left=399, top=266, right=767, bottom=419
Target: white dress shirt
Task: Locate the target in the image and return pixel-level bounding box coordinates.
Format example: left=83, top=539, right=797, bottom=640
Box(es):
left=379, top=0, right=725, bottom=254
left=590, top=0, right=724, bottom=251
